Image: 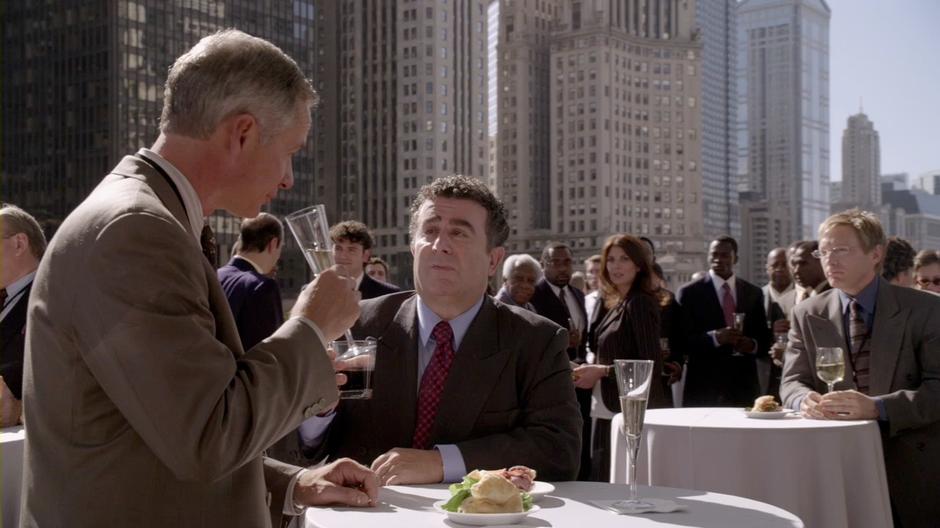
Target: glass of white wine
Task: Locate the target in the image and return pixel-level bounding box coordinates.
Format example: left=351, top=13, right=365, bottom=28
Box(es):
left=613, top=359, right=655, bottom=512
left=816, top=346, right=845, bottom=394
left=285, top=204, right=334, bottom=275
left=285, top=204, right=357, bottom=354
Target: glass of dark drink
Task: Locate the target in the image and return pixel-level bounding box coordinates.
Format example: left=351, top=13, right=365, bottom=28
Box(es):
left=332, top=339, right=377, bottom=399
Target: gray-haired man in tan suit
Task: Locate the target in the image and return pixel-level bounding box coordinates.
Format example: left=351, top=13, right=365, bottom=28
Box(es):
left=781, top=209, right=940, bottom=528
left=21, top=30, right=378, bottom=528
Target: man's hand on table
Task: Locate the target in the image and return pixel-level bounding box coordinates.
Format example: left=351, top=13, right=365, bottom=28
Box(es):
left=371, top=448, right=444, bottom=485
left=800, top=391, right=831, bottom=419
left=293, top=458, right=379, bottom=507
left=817, top=390, right=879, bottom=420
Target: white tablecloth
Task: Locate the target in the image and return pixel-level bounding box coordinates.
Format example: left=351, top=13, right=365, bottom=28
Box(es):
left=1, top=426, right=25, bottom=528
left=611, top=407, right=892, bottom=528
left=304, top=481, right=802, bottom=527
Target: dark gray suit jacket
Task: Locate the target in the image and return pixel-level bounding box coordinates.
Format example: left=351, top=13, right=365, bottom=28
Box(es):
left=781, top=278, right=940, bottom=528
left=292, top=291, right=582, bottom=480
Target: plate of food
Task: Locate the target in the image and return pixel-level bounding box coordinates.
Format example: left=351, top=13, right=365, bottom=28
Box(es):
left=745, top=395, right=795, bottom=419
left=437, top=466, right=540, bottom=525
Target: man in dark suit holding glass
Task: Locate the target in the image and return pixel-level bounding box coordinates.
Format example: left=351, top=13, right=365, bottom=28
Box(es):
left=676, top=236, right=771, bottom=407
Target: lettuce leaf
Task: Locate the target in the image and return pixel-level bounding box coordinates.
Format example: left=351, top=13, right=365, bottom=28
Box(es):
left=522, top=492, right=533, bottom=511
left=442, top=476, right=479, bottom=512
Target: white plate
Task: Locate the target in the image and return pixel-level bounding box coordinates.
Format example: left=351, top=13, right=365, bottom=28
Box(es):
left=528, top=481, right=555, bottom=501
left=433, top=500, right=540, bottom=526
left=744, top=409, right=795, bottom=419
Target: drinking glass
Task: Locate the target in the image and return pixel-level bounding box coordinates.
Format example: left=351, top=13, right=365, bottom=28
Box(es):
left=730, top=313, right=746, bottom=356
left=285, top=205, right=333, bottom=275
left=816, top=346, right=845, bottom=393
left=285, top=204, right=355, bottom=344
left=613, top=359, right=655, bottom=511
left=332, top=339, right=377, bottom=399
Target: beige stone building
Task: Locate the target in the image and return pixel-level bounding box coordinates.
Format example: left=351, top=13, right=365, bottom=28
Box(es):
left=546, top=0, right=706, bottom=283
left=315, top=0, right=490, bottom=286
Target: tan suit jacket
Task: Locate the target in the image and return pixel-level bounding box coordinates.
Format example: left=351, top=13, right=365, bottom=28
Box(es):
left=780, top=278, right=940, bottom=528
left=21, top=156, right=337, bottom=527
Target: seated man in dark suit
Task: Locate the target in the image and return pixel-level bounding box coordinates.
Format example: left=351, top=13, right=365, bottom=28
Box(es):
left=0, top=204, right=46, bottom=427
left=676, top=236, right=771, bottom=407
left=781, top=209, right=940, bottom=528
left=288, top=176, right=581, bottom=484
left=330, top=221, right=400, bottom=300
left=218, top=212, right=285, bottom=351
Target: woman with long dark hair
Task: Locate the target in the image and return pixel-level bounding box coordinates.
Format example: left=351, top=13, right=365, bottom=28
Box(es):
left=574, top=234, right=666, bottom=481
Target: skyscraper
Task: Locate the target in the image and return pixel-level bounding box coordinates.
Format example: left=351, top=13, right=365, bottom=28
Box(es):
left=492, top=0, right=558, bottom=249
left=549, top=0, right=705, bottom=281
left=2, top=0, right=319, bottom=293
left=736, top=0, right=830, bottom=282
left=696, top=0, right=739, bottom=241
left=314, top=0, right=489, bottom=287
left=839, top=111, right=881, bottom=211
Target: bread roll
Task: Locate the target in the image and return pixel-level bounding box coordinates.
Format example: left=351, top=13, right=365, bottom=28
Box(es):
left=459, top=493, right=524, bottom=514
left=470, top=473, right=519, bottom=504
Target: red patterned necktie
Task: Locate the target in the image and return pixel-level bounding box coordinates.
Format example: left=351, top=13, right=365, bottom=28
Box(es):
left=848, top=300, right=871, bottom=394
left=721, top=283, right=735, bottom=327
left=412, top=321, right=456, bottom=450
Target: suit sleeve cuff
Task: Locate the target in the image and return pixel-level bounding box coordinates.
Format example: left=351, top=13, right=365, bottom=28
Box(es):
left=435, top=444, right=467, bottom=483
left=291, top=316, right=329, bottom=349
left=283, top=468, right=307, bottom=516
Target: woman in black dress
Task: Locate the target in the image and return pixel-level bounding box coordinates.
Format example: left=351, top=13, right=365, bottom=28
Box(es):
left=575, top=234, right=665, bottom=481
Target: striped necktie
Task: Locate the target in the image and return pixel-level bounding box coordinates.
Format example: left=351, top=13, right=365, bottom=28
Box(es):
left=848, top=300, right=871, bottom=394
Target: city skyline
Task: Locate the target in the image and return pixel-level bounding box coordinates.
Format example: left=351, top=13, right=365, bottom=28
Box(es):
left=827, top=0, right=940, bottom=181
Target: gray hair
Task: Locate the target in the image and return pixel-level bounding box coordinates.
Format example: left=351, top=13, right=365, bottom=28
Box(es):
left=160, top=29, right=318, bottom=141
left=0, top=203, right=47, bottom=260
left=502, top=254, right=542, bottom=280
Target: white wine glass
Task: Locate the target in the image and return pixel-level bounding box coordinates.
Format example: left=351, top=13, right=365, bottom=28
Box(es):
left=816, top=346, right=845, bottom=394
left=613, top=359, right=655, bottom=511
left=285, top=204, right=356, bottom=345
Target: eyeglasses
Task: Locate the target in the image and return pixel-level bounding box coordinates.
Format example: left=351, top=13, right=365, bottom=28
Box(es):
left=916, top=277, right=940, bottom=287
left=811, top=246, right=854, bottom=260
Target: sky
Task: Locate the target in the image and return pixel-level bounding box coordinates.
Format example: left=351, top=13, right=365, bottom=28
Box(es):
left=827, top=0, right=940, bottom=183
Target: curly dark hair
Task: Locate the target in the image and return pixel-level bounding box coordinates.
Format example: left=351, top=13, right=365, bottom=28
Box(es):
left=409, top=175, right=510, bottom=249
left=330, top=220, right=373, bottom=250
left=882, top=237, right=916, bottom=282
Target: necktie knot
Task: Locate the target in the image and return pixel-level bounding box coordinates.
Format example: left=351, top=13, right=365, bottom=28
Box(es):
left=431, top=321, right=454, bottom=348
left=849, top=299, right=864, bottom=322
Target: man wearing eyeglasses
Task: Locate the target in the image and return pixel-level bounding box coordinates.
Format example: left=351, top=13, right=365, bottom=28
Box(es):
left=780, top=209, right=940, bottom=528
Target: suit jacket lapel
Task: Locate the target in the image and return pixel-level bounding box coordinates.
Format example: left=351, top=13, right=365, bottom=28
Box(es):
left=869, top=280, right=905, bottom=395
left=702, top=276, right=725, bottom=329
left=824, top=290, right=845, bottom=345
left=376, top=296, right=420, bottom=442
left=433, top=297, right=506, bottom=443
left=0, top=283, right=30, bottom=344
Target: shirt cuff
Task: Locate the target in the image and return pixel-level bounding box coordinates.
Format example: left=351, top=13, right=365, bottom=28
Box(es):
left=298, top=410, right=337, bottom=450
left=292, top=316, right=329, bottom=349
left=875, top=398, right=888, bottom=422
left=283, top=468, right=308, bottom=516
left=708, top=330, right=720, bottom=348
left=435, top=444, right=467, bottom=483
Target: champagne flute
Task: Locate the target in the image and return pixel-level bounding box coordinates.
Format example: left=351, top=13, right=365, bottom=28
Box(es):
left=815, top=346, right=845, bottom=394
left=285, top=204, right=356, bottom=345
left=613, top=359, right=655, bottom=511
